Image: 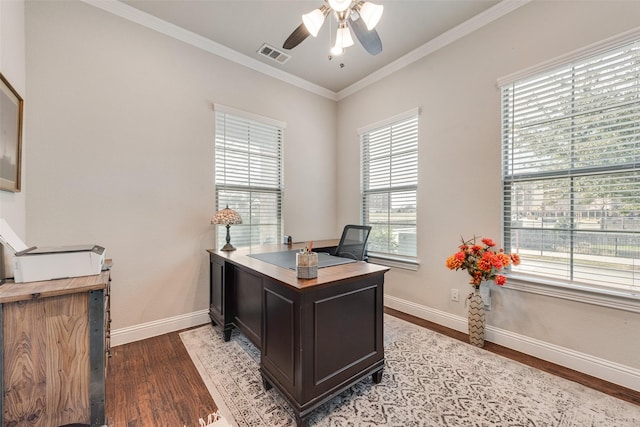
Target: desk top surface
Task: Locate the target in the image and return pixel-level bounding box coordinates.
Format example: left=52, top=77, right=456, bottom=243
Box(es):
left=0, top=260, right=111, bottom=304
left=208, top=240, right=389, bottom=290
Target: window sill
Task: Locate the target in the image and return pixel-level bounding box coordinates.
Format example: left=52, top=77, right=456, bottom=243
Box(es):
left=367, top=255, right=420, bottom=271
left=504, top=274, right=640, bottom=314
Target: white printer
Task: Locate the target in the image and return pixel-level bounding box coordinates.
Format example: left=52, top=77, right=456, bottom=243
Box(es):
left=13, top=244, right=106, bottom=283
left=1, top=219, right=106, bottom=283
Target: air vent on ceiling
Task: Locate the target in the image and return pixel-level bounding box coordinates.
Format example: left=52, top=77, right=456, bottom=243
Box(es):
left=257, top=43, right=291, bottom=65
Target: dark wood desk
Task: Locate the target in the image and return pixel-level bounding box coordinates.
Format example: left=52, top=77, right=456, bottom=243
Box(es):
left=207, top=241, right=389, bottom=426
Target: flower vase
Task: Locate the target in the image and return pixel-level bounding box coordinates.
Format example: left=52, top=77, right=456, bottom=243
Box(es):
left=467, top=288, right=486, bottom=347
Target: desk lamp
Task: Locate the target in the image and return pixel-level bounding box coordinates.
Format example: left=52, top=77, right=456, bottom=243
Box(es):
left=212, top=206, right=242, bottom=251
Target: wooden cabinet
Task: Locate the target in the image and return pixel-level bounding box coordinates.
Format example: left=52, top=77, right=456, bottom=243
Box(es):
left=0, top=264, right=111, bottom=427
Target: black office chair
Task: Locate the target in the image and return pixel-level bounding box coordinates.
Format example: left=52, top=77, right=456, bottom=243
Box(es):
left=333, top=225, right=372, bottom=261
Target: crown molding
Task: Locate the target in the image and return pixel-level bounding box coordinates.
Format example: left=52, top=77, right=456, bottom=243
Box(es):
left=337, top=0, right=531, bottom=100
left=82, top=0, right=529, bottom=102
left=81, top=0, right=338, bottom=101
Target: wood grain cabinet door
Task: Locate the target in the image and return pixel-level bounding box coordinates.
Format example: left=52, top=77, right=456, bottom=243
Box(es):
left=3, top=293, right=92, bottom=426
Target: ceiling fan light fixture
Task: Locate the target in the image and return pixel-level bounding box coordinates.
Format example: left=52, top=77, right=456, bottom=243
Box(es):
left=282, top=0, right=382, bottom=55
left=302, top=7, right=327, bottom=37
left=336, top=24, right=354, bottom=49
left=358, top=2, right=383, bottom=30
left=328, top=0, right=352, bottom=12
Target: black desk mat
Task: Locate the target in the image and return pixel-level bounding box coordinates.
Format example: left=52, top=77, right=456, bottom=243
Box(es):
left=247, top=250, right=356, bottom=270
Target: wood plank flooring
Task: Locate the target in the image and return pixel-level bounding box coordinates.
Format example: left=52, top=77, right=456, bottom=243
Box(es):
left=105, top=308, right=639, bottom=426
left=105, top=330, right=217, bottom=427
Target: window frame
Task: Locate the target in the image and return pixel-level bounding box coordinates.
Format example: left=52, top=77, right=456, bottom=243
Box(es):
left=359, top=108, right=420, bottom=269
left=498, top=30, right=640, bottom=313
left=214, top=104, right=285, bottom=249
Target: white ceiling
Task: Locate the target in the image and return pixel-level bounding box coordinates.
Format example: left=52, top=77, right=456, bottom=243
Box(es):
left=117, top=0, right=507, bottom=95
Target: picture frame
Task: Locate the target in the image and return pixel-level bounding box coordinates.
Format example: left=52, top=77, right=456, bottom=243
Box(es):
left=0, top=72, right=24, bottom=192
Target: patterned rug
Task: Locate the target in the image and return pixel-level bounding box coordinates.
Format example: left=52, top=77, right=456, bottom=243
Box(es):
left=180, top=315, right=640, bottom=426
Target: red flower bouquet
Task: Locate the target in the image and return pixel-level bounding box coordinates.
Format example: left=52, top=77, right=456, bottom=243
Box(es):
left=446, top=236, right=520, bottom=288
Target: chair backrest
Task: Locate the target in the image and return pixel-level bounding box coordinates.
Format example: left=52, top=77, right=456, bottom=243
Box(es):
left=335, top=225, right=372, bottom=261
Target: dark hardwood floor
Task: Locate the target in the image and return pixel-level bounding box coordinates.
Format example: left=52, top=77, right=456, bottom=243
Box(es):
left=105, top=330, right=217, bottom=427
left=105, top=308, right=639, bottom=426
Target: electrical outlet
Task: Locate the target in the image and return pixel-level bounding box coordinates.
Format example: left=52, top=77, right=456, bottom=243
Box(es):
left=451, top=288, right=459, bottom=302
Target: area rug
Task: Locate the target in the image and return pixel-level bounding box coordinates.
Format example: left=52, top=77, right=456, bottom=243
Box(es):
left=193, top=412, right=232, bottom=427
left=180, top=315, right=640, bottom=426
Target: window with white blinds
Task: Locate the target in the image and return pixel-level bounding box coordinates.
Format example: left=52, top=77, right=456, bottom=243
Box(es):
left=215, top=106, right=284, bottom=248
left=360, top=111, right=419, bottom=261
left=501, top=38, right=640, bottom=299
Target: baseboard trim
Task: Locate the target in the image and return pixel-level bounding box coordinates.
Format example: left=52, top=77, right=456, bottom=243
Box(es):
left=111, top=298, right=640, bottom=393
left=110, top=309, right=210, bottom=347
left=384, top=294, right=640, bottom=392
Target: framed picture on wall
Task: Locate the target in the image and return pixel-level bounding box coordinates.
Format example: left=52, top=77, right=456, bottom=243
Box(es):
left=0, top=72, right=24, bottom=193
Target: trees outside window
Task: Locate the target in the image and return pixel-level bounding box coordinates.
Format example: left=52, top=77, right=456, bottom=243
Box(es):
left=501, top=39, right=640, bottom=296
left=361, top=111, right=419, bottom=261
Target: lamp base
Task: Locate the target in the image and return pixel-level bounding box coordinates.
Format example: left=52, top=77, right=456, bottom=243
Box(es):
left=220, top=243, right=236, bottom=251
left=219, top=224, right=237, bottom=251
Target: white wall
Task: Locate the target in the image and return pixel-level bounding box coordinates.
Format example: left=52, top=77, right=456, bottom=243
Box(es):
left=25, top=1, right=337, bottom=334
left=0, top=0, right=27, bottom=246
left=337, top=0, right=640, bottom=379
left=23, top=0, right=640, bottom=389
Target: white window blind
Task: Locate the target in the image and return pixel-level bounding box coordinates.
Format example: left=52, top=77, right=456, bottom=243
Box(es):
left=361, top=111, right=419, bottom=260
left=215, top=107, right=284, bottom=248
left=501, top=38, right=640, bottom=298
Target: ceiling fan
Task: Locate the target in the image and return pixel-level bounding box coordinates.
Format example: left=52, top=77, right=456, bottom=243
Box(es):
left=283, top=0, right=384, bottom=56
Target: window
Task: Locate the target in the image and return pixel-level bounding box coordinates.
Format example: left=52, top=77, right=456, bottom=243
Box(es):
left=214, top=105, right=284, bottom=248
left=501, top=38, right=640, bottom=300
left=360, top=109, right=419, bottom=263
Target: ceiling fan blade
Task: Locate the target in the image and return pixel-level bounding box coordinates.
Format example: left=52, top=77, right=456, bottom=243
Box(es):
left=348, top=14, right=382, bottom=55
left=283, top=23, right=310, bottom=50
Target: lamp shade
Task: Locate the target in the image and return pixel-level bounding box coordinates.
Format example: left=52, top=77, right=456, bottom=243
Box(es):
left=358, top=2, right=383, bottom=30
left=335, top=24, right=354, bottom=49
left=328, top=0, right=352, bottom=12
left=211, top=206, right=242, bottom=226
left=302, top=7, right=326, bottom=37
